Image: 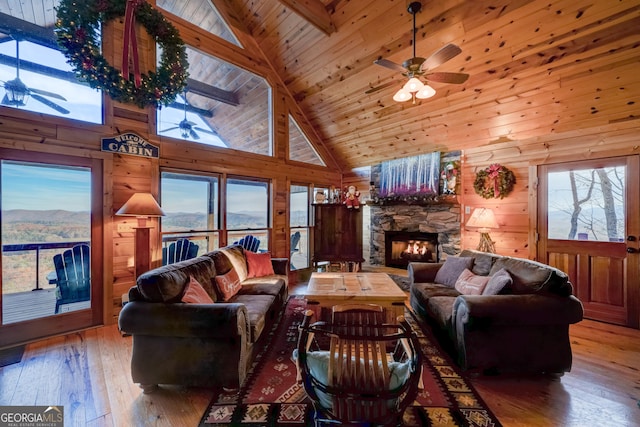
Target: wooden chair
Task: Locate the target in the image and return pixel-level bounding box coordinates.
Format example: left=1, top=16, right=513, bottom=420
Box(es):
left=296, top=304, right=422, bottom=426
left=53, top=244, right=91, bottom=313
left=234, top=234, right=261, bottom=252
left=162, top=238, right=199, bottom=265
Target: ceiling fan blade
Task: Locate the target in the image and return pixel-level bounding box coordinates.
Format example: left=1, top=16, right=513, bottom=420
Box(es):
left=425, top=72, right=469, bottom=84
left=29, top=87, right=67, bottom=101
left=1, top=94, right=10, bottom=105
left=31, top=94, right=70, bottom=114
left=421, top=43, right=462, bottom=72
left=189, top=129, right=200, bottom=140
left=194, top=127, right=219, bottom=136
left=364, top=81, right=397, bottom=94
left=373, top=58, right=406, bottom=73
left=160, top=126, right=179, bottom=132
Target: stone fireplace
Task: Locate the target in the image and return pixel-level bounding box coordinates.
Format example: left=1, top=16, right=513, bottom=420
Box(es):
left=368, top=202, right=460, bottom=267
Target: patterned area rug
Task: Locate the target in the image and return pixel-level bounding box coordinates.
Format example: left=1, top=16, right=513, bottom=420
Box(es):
left=388, top=273, right=412, bottom=292
left=199, top=296, right=502, bottom=426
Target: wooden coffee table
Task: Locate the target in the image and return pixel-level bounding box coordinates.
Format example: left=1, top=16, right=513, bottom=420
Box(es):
left=304, top=272, right=407, bottom=323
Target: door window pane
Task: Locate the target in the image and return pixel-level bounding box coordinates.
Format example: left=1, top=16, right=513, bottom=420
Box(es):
left=547, top=166, right=625, bottom=241
left=2, top=161, right=91, bottom=324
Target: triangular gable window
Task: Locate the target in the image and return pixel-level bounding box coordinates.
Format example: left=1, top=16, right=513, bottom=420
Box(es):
left=157, top=0, right=241, bottom=47
left=289, top=115, right=325, bottom=166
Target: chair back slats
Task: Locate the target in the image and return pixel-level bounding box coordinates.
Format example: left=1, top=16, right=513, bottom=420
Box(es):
left=235, top=235, right=260, bottom=252
left=53, top=244, right=90, bottom=312
left=296, top=303, right=421, bottom=425
left=162, top=238, right=199, bottom=265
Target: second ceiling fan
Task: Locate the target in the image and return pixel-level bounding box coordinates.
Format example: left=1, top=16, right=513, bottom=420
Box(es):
left=373, top=1, right=469, bottom=103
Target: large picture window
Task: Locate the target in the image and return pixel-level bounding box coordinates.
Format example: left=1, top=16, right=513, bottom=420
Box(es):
left=226, top=178, right=270, bottom=251
left=290, top=184, right=310, bottom=270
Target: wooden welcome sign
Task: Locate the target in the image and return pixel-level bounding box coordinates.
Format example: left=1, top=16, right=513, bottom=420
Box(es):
left=101, top=132, right=159, bottom=158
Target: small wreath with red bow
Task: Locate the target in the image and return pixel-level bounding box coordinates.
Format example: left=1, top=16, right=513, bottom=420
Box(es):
left=55, top=0, right=188, bottom=108
left=473, top=164, right=516, bottom=199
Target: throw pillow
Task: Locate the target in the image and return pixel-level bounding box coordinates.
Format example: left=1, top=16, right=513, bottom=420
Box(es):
left=214, top=269, right=242, bottom=301
left=219, top=245, right=248, bottom=282
left=181, top=275, right=214, bottom=304
left=434, top=256, right=475, bottom=287
left=482, top=268, right=513, bottom=295
left=454, top=268, right=490, bottom=295
left=245, top=250, right=275, bottom=278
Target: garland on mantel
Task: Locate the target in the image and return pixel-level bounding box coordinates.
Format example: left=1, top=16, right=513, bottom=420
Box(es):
left=55, top=0, right=189, bottom=108
left=473, top=163, right=516, bottom=199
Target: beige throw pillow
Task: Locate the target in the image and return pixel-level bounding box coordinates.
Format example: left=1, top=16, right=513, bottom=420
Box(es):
left=454, top=268, right=490, bottom=295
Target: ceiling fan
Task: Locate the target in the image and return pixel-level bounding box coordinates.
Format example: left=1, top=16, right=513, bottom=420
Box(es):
left=161, top=93, right=218, bottom=140
left=373, top=1, right=469, bottom=103
left=1, top=39, right=69, bottom=114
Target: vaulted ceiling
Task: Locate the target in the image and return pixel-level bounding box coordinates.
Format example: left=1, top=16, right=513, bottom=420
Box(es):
left=1, top=1, right=638, bottom=173
left=226, top=0, right=639, bottom=171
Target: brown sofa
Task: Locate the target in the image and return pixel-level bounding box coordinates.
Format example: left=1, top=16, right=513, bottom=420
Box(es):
left=409, top=249, right=584, bottom=375
left=118, top=244, right=288, bottom=392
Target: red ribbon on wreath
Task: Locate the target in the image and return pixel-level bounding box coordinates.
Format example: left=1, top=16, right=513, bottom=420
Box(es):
left=487, top=164, right=502, bottom=198
left=122, top=0, right=143, bottom=88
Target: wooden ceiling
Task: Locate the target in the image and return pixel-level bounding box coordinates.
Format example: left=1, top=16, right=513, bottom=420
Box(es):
left=225, top=0, right=639, bottom=171
left=1, top=1, right=638, bottom=173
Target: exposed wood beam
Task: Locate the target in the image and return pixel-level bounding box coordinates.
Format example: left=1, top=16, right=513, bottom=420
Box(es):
left=186, top=78, right=239, bottom=106
left=166, top=101, right=214, bottom=118
left=0, top=12, right=58, bottom=49
left=277, top=0, right=335, bottom=36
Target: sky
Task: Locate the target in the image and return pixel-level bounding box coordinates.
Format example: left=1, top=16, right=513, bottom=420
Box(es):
left=1, top=161, right=91, bottom=211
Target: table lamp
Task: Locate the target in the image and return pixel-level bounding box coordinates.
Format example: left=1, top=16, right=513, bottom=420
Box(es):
left=466, top=207, right=499, bottom=253
left=116, top=193, right=165, bottom=277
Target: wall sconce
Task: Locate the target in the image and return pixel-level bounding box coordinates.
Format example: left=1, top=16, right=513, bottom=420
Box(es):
left=116, top=193, right=165, bottom=277
left=466, top=207, right=499, bottom=253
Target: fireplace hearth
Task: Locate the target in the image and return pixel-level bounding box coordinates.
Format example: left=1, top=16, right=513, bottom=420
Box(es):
left=385, top=231, right=438, bottom=268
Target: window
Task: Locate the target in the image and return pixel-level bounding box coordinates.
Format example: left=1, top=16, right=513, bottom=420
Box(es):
left=160, top=171, right=220, bottom=254
left=157, top=46, right=272, bottom=156
left=547, top=166, right=625, bottom=241
left=0, top=20, right=102, bottom=123
left=290, top=184, right=310, bottom=270
left=226, top=178, right=270, bottom=250
left=289, top=115, right=325, bottom=166
left=157, top=0, right=241, bottom=47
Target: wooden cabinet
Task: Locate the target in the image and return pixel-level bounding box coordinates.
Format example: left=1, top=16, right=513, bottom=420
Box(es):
left=312, top=204, right=364, bottom=269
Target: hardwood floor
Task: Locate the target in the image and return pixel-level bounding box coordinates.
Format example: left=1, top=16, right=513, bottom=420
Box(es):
left=1, top=279, right=639, bottom=426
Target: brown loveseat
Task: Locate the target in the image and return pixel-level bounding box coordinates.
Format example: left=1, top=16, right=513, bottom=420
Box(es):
left=409, top=249, right=583, bottom=375
left=118, top=244, right=288, bottom=392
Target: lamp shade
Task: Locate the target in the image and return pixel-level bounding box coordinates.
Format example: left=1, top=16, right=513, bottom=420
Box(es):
left=116, top=193, right=165, bottom=218
left=466, top=208, right=499, bottom=232
left=415, top=84, right=436, bottom=99
left=393, top=88, right=412, bottom=102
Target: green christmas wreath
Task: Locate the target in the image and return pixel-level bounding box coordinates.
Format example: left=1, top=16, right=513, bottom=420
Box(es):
left=55, top=0, right=189, bottom=108
left=473, top=163, right=516, bottom=199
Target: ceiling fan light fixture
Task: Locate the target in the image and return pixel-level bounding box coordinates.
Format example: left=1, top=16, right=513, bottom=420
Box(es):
left=415, top=84, right=436, bottom=99
left=4, top=78, right=29, bottom=106
left=393, top=88, right=412, bottom=102
left=403, top=77, right=424, bottom=92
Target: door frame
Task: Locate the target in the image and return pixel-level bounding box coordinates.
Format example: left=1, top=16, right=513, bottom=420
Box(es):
left=535, top=156, right=640, bottom=328
left=0, top=148, right=106, bottom=347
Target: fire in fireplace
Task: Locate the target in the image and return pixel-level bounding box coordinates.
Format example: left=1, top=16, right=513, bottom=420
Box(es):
left=385, top=231, right=438, bottom=268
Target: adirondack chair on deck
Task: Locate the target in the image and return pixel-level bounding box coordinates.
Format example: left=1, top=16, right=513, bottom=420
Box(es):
left=53, top=244, right=91, bottom=313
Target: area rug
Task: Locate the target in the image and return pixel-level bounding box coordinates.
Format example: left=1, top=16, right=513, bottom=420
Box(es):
left=0, top=345, right=25, bottom=367
left=388, top=273, right=411, bottom=292
left=198, top=296, right=502, bottom=426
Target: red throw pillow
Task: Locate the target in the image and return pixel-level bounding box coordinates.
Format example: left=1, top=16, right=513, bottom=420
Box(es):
left=215, top=269, right=242, bottom=301
left=181, top=276, right=214, bottom=304
left=245, top=250, right=275, bottom=278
